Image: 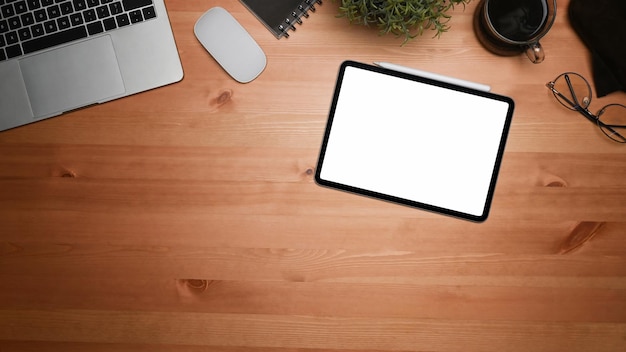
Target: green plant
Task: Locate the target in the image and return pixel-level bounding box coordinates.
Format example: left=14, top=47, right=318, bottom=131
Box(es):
left=337, top=0, right=472, bottom=44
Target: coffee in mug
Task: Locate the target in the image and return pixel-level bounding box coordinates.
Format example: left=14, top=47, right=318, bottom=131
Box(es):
left=473, top=0, right=557, bottom=63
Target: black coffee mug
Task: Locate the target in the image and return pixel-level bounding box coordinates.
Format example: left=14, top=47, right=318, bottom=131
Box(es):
left=474, top=0, right=557, bottom=63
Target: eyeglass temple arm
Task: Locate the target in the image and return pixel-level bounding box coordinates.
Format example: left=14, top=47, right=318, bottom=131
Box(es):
left=547, top=82, right=598, bottom=124
left=597, top=120, right=626, bottom=140
left=546, top=82, right=577, bottom=107
left=601, top=122, right=626, bottom=129
left=564, top=75, right=581, bottom=106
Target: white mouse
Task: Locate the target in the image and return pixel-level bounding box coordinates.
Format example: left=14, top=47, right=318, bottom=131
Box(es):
left=194, top=7, right=266, bottom=83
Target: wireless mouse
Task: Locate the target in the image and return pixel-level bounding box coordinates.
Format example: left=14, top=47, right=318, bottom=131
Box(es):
left=194, top=7, right=267, bottom=83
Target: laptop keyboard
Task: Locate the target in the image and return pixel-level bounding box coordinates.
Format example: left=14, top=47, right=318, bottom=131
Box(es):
left=0, top=0, right=156, bottom=61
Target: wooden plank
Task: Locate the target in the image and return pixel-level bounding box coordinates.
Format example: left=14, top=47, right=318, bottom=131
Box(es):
left=1, top=310, right=625, bottom=352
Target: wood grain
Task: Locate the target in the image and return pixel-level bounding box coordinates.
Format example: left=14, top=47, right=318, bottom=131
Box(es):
left=1, top=0, right=625, bottom=351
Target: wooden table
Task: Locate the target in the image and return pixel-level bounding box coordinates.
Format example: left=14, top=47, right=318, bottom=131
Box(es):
left=1, top=0, right=625, bottom=350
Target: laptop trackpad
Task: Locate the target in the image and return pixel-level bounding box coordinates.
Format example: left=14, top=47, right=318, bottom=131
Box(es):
left=19, top=35, right=125, bottom=118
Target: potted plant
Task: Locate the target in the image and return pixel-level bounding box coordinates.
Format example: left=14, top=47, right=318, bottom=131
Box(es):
left=337, top=0, right=472, bottom=44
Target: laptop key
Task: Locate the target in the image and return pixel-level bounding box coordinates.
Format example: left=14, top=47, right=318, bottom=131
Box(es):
left=8, top=15, right=21, bottom=30
left=47, top=4, right=60, bottom=18
left=0, top=48, right=5, bottom=61
left=59, top=1, right=72, bottom=15
left=128, top=9, right=141, bottom=23
left=1, top=4, right=15, bottom=18
left=56, top=15, right=69, bottom=29
left=43, top=19, right=55, bottom=32
left=82, top=8, right=95, bottom=21
left=20, top=11, right=34, bottom=25
left=14, top=1, right=27, bottom=13
left=115, top=12, right=128, bottom=26
left=17, top=26, right=30, bottom=40
left=5, top=30, right=17, bottom=43
left=26, top=0, right=40, bottom=10
left=33, top=8, right=46, bottom=22
left=72, top=0, right=85, bottom=11
left=5, top=43, right=21, bottom=58
left=142, top=5, right=154, bottom=20
left=69, top=12, right=81, bottom=25
left=108, top=1, right=121, bottom=15
left=95, top=4, right=108, bottom=18
left=102, top=16, right=115, bottom=30
left=31, top=22, right=43, bottom=36
left=122, top=0, right=152, bottom=11
left=86, top=19, right=101, bottom=34
left=22, top=24, right=86, bottom=54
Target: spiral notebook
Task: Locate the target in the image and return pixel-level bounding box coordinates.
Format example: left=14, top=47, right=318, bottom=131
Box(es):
left=240, top=0, right=322, bottom=39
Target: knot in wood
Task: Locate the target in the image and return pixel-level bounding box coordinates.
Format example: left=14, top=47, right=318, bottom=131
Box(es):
left=216, top=89, right=233, bottom=105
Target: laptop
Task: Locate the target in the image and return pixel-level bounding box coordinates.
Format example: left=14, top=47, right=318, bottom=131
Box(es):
left=0, top=0, right=184, bottom=132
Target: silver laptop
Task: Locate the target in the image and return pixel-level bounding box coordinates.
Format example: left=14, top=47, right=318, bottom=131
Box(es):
left=0, top=0, right=183, bottom=131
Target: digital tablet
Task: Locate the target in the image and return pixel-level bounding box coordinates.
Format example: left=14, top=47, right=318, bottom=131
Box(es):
left=315, top=61, right=515, bottom=222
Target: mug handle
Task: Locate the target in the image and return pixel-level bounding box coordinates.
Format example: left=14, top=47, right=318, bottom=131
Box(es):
left=525, top=42, right=545, bottom=64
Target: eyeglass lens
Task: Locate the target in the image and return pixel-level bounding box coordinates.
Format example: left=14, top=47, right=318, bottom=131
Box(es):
left=551, top=72, right=592, bottom=110
left=597, top=103, right=626, bottom=143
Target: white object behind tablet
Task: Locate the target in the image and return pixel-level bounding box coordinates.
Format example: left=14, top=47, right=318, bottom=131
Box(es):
left=316, top=61, right=515, bottom=221
left=194, top=7, right=266, bottom=83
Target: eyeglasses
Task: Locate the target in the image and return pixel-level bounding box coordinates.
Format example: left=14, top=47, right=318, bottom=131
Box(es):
left=546, top=72, right=626, bottom=143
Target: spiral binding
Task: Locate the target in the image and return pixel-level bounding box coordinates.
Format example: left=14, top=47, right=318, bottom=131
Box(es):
left=276, top=0, right=323, bottom=38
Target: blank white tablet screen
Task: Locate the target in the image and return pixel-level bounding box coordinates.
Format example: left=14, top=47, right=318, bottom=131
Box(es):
left=319, top=66, right=511, bottom=217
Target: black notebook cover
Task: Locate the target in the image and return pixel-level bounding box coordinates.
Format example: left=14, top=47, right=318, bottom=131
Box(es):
left=240, top=0, right=322, bottom=38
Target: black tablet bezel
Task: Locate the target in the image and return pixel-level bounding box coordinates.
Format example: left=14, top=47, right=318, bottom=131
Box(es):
left=315, top=60, right=515, bottom=222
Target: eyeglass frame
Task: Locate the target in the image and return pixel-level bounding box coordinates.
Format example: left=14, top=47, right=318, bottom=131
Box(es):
left=545, top=72, right=626, bottom=143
